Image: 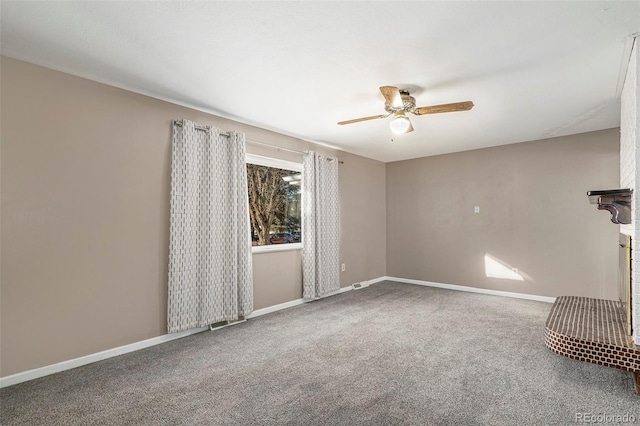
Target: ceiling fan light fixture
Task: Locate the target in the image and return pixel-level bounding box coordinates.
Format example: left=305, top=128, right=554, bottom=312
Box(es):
left=390, top=113, right=411, bottom=134
left=337, top=86, right=473, bottom=138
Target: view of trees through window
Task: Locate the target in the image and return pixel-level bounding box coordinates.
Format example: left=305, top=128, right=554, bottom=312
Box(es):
left=246, top=163, right=301, bottom=246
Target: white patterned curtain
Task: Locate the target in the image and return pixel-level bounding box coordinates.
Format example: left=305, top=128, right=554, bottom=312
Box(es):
left=168, top=120, right=253, bottom=334
left=302, top=151, right=340, bottom=299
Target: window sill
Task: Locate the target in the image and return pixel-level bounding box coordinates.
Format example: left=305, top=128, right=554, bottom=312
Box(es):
left=252, top=243, right=303, bottom=254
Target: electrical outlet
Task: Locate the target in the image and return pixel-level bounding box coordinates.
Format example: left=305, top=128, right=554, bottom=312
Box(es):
left=474, top=206, right=480, bottom=214
left=341, top=263, right=346, bottom=272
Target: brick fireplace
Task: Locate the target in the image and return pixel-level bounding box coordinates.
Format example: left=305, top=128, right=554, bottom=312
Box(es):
left=620, top=36, right=639, bottom=345
left=544, top=36, right=640, bottom=395
left=543, top=232, right=639, bottom=394
left=620, top=234, right=633, bottom=343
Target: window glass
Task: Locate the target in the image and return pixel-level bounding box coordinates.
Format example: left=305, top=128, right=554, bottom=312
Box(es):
left=246, top=159, right=301, bottom=247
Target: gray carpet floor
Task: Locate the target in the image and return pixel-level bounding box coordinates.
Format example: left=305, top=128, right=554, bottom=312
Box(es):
left=1, top=281, right=639, bottom=425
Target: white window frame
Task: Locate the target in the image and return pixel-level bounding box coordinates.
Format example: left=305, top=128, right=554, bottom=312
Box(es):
left=246, top=154, right=303, bottom=254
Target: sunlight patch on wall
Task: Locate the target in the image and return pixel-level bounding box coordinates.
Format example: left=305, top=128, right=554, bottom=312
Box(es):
left=484, top=254, right=524, bottom=281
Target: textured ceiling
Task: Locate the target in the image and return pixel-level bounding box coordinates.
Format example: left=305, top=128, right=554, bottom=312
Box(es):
left=2, top=1, right=639, bottom=162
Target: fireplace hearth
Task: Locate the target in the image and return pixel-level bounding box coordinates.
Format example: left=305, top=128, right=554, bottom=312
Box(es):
left=543, top=192, right=639, bottom=395
left=544, top=296, right=639, bottom=394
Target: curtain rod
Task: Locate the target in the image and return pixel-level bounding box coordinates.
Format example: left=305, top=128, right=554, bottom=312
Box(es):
left=247, top=139, right=306, bottom=156
left=173, top=119, right=343, bottom=163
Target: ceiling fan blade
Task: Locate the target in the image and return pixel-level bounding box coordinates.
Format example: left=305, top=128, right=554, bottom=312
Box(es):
left=380, top=86, right=403, bottom=108
left=337, top=114, right=388, bottom=125
left=414, top=101, right=474, bottom=115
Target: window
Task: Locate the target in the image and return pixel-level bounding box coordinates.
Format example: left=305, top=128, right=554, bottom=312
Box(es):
left=246, top=154, right=302, bottom=252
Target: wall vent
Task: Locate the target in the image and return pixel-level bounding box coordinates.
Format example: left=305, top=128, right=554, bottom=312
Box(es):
left=209, top=318, right=246, bottom=331
left=352, top=282, right=370, bottom=290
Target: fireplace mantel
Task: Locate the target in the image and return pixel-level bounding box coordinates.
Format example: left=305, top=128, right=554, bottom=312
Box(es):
left=587, top=189, right=632, bottom=225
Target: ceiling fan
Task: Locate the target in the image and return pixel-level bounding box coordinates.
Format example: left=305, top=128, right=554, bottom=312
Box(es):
left=338, top=86, right=474, bottom=134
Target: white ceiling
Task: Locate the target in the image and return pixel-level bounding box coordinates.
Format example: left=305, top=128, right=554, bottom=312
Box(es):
left=2, top=1, right=639, bottom=162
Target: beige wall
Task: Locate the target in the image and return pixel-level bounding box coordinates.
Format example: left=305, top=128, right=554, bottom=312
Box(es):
left=0, top=57, right=387, bottom=377
left=386, top=129, right=620, bottom=299
left=0, top=55, right=619, bottom=379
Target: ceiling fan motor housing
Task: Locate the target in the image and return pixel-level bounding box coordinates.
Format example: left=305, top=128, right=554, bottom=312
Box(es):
left=337, top=85, right=473, bottom=127
left=384, top=90, right=416, bottom=114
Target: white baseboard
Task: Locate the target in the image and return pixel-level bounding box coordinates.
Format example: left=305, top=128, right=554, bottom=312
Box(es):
left=367, top=277, right=388, bottom=285
left=321, top=284, right=354, bottom=298
left=1, top=275, right=553, bottom=388
left=0, top=282, right=358, bottom=388
left=246, top=298, right=308, bottom=319
left=383, top=276, right=556, bottom=303
left=248, top=283, right=354, bottom=319
left=0, top=326, right=208, bottom=389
